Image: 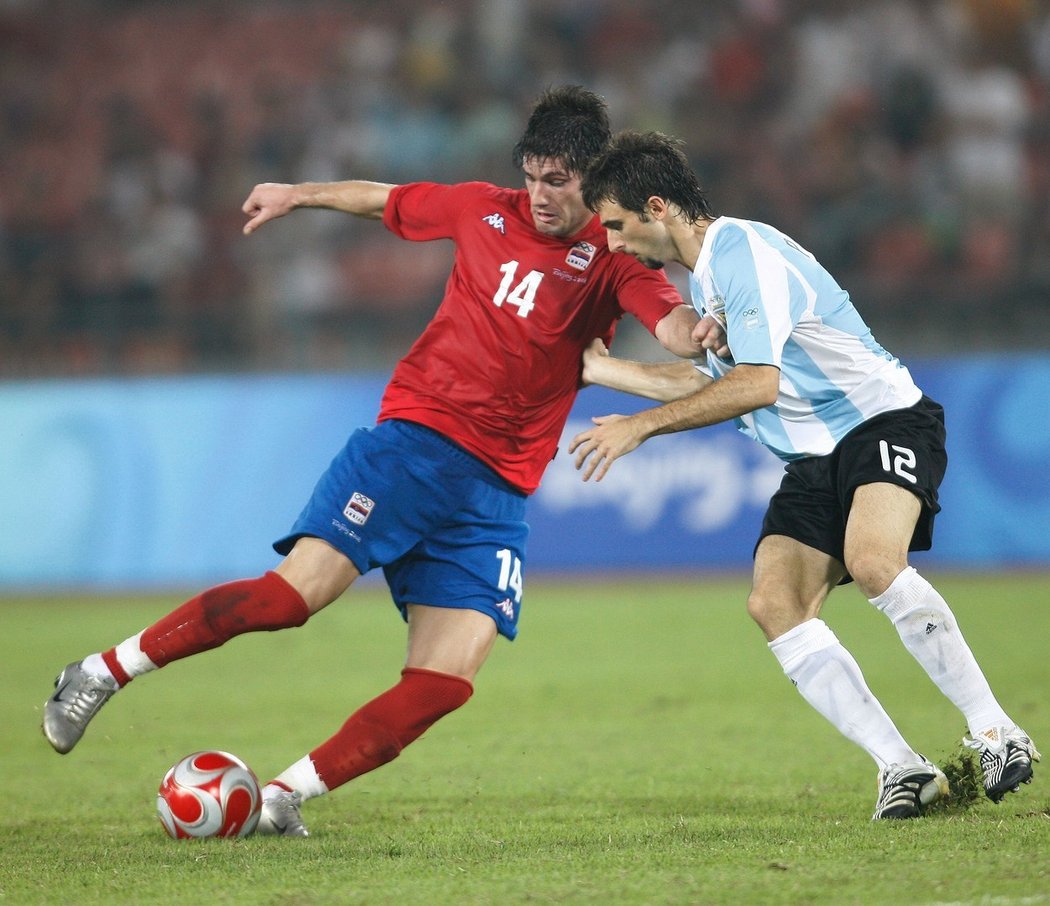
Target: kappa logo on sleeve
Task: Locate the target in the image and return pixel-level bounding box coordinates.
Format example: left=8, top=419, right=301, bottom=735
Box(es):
left=566, top=241, right=596, bottom=271
left=343, top=492, right=376, bottom=526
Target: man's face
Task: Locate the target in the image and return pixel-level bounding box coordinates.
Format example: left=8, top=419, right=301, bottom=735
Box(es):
left=596, top=198, right=665, bottom=270
left=522, top=156, right=593, bottom=238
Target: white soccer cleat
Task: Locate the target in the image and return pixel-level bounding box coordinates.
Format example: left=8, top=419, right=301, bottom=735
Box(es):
left=964, top=726, right=1041, bottom=802
left=872, top=756, right=949, bottom=820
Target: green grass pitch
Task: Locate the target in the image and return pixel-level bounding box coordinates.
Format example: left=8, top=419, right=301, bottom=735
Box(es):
left=3, top=573, right=1049, bottom=905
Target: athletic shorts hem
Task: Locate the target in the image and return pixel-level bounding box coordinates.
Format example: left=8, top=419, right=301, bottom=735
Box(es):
left=388, top=596, right=518, bottom=641
left=273, top=529, right=370, bottom=576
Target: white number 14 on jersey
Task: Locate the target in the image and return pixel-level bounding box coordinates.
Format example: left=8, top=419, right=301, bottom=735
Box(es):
left=493, top=260, right=543, bottom=318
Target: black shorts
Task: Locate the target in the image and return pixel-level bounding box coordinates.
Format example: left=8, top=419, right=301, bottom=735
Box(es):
left=757, top=395, right=947, bottom=581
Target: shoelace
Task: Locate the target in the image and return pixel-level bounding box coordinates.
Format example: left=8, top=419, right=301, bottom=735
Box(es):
left=963, top=735, right=1005, bottom=753
left=59, top=678, right=112, bottom=727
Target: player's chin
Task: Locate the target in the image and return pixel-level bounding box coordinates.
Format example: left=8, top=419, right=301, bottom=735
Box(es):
left=532, top=215, right=567, bottom=236
left=638, top=256, right=665, bottom=270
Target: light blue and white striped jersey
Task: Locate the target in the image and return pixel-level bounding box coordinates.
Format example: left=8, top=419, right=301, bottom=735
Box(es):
left=690, top=217, right=921, bottom=462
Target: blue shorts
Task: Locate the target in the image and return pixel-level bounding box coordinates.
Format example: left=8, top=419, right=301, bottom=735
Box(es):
left=274, top=419, right=529, bottom=639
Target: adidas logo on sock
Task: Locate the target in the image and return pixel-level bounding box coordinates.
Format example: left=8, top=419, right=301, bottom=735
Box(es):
left=924, top=622, right=938, bottom=635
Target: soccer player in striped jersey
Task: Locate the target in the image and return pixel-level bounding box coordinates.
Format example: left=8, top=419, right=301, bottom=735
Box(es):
left=41, top=90, right=725, bottom=836
left=571, top=130, right=1039, bottom=820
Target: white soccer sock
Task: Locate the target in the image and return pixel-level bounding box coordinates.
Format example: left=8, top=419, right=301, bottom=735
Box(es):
left=113, top=631, right=159, bottom=679
left=769, top=619, right=917, bottom=769
left=81, top=633, right=159, bottom=682
left=870, top=567, right=1011, bottom=736
left=268, top=756, right=329, bottom=801
left=80, top=653, right=114, bottom=680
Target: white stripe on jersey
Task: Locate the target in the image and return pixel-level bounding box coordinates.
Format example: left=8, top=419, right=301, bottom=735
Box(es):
left=690, top=217, right=921, bottom=461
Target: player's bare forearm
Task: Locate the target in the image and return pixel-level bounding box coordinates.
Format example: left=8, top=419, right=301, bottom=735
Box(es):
left=691, top=315, right=731, bottom=358
left=653, top=307, right=730, bottom=359
left=634, top=364, right=778, bottom=437
left=582, top=339, right=708, bottom=402
left=293, top=181, right=396, bottom=218
left=569, top=364, right=778, bottom=481
left=242, top=180, right=396, bottom=235
left=654, top=305, right=704, bottom=357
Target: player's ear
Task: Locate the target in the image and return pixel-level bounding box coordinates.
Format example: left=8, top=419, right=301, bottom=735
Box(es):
left=647, top=196, right=669, bottom=220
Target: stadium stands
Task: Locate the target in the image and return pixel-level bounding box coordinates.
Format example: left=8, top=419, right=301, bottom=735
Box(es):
left=2, top=0, right=1048, bottom=376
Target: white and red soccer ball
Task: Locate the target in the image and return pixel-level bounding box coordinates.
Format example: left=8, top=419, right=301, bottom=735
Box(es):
left=156, top=750, right=261, bottom=839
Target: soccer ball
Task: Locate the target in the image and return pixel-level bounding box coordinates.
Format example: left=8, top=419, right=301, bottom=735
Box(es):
left=156, top=750, right=262, bottom=839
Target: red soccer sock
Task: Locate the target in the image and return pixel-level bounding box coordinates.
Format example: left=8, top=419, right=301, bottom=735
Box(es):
left=309, top=668, right=474, bottom=791
left=101, top=571, right=309, bottom=683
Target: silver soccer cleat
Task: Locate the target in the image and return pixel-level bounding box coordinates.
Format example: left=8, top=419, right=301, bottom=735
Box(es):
left=964, top=726, right=1041, bottom=802
left=42, top=661, right=119, bottom=754
left=256, top=789, right=310, bottom=837
left=872, top=756, right=949, bottom=820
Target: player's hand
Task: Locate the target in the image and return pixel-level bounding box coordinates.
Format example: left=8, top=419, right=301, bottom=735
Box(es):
left=693, top=315, right=729, bottom=358
left=242, top=183, right=297, bottom=235
left=580, top=338, right=610, bottom=387
left=568, top=414, right=644, bottom=482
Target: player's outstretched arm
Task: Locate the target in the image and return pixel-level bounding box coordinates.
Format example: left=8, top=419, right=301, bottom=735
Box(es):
left=571, top=363, right=778, bottom=481
left=242, top=180, right=397, bottom=235
left=581, top=338, right=710, bottom=402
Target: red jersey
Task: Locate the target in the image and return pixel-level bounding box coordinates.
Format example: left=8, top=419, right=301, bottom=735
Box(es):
left=379, top=181, right=683, bottom=494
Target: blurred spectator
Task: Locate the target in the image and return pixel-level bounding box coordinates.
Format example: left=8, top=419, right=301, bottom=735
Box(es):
left=1, top=0, right=1048, bottom=378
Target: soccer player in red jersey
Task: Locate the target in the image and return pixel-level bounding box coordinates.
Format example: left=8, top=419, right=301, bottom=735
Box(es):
left=42, top=86, right=722, bottom=835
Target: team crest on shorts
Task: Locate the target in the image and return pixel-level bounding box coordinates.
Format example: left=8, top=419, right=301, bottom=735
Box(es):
left=566, top=241, right=596, bottom=271
left=343, top=492, right=375, bottom=526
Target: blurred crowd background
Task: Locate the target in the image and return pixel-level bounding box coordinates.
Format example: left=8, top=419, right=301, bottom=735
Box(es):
left=2, top=0, right=1049, bottom=377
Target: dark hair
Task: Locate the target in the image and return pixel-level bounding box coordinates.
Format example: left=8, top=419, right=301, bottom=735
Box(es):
left=512, top=85, right=611, bottom=176
left=582, top=130, right=715, bottom=222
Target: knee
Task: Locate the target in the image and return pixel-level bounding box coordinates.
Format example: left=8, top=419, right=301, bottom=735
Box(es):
left=746, top=589, right=766, bottom=627
left=845, top=550, right=905, bottom=599
left=747, top=588, right=785, bottom=640
left=747, top=585, right=824, bottom=642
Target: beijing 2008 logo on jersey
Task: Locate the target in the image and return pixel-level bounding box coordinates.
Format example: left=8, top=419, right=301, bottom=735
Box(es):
left=566, top=241, right=596, bottom=271
left=343, top=492, right=375, bottom=526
